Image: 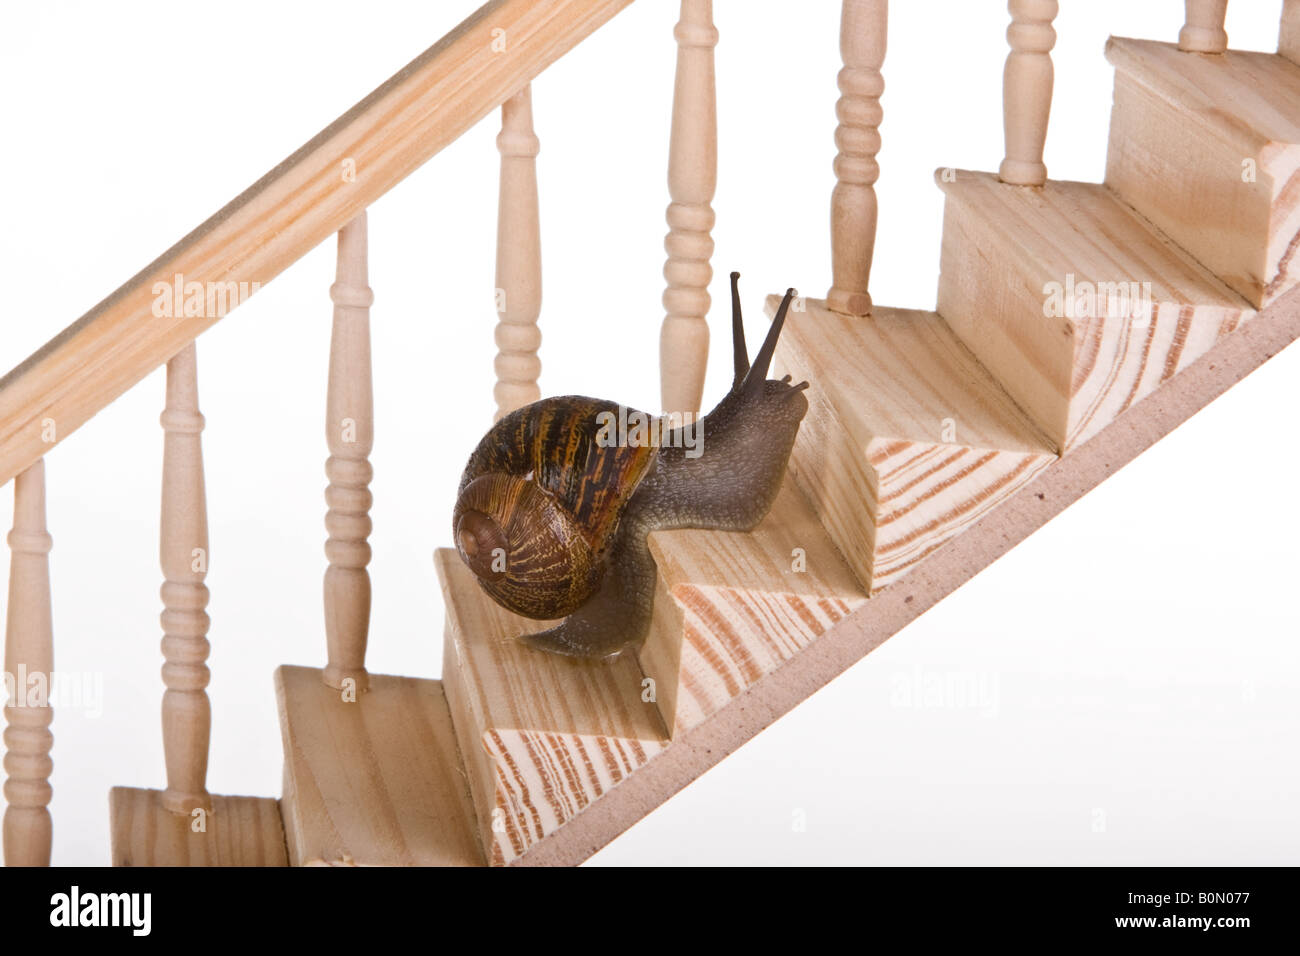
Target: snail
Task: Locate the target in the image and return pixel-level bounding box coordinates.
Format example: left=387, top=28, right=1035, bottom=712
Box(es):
left=452, top=273, right=809, bottom=660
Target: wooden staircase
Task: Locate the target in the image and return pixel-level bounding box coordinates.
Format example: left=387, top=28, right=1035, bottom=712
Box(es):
left=262, top=16, right=1300, bottom=865
left=2, top=1, right=1298, bottom=867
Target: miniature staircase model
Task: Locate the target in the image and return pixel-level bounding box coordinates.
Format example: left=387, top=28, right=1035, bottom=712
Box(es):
left=1, top=0, right=1298, bottom=867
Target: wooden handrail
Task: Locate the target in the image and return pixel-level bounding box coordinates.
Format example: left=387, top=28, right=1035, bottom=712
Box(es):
left=0, top=0, right=634, bottom=488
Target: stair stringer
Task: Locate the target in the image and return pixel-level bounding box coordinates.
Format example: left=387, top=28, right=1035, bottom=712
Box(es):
left=504, top=284, right=1300, bottom=866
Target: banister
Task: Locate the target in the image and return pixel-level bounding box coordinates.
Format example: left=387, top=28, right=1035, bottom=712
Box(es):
left=0, top=0, right=634, bottom=488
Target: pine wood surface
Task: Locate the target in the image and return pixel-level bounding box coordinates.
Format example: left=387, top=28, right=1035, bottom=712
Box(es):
left=641, top=480, right=867, bottom=737
left=769, top=297, right=1055, bottom=593
left=109, top=788, right=286, bottom=866
left=275, top=665, right=483, bottom=866
left=436, top=551, right=666, bottom=866
left=1104, top=37, right=1300, bottom=307
left=937, top=171, right=1254, bottom=450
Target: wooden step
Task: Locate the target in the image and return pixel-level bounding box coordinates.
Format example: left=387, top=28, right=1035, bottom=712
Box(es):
left=639, top=480, right=868, bottom=738
left=769, top=297, right=1055, bottom=594
left=109, top=788, right=287, bottom=866
left=1105, top=37, right=1300, bottom=308
left=936, top=170, right=1255, bottom=450
left=435, top=552, right=668, bottom=866
left=275, top=665, right=483, bottom=866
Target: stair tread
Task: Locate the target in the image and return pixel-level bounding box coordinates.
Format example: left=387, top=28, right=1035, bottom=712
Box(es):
left=275, top=665, right=484, bottom=866
left=109, top=788, right=287, bottom=866
left=1106, top=37, right=1300, bottom=154
left=936, top=171, right=1251, bottom=310
left=766, top=296, right=1056, bottom=455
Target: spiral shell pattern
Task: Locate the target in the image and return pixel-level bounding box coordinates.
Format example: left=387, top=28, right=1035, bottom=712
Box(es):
left=453, top=396, right=657, bottom=620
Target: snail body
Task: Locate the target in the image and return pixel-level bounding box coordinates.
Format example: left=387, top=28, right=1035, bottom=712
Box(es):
left=453, top=275, right=808, bottom=660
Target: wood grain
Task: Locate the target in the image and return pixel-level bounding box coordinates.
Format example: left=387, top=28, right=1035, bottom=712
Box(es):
left=937, top=170, right=1254, bottom=450
left=642, top=481, right=867, bottom=737
left=275, top=665, right=483, bottom=866
left=435, top=551, right=666, bottom=866
left=109, top=788, right=286, bottom=866
left=0, top=0, right=635, bottom=488
left=1105, top=37, right=1300, bottom=307
left=770, top=296, right=1054, bottom=593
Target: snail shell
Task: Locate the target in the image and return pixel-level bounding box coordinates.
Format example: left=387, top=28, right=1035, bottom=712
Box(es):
left=451, top=275, right=807, bottom=660
left=452, top=396, right=656, bottom=620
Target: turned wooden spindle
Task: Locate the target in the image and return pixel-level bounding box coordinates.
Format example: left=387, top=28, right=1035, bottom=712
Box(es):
left=827, top=0, right=887, bottom=317
left=493, top=84, right=543, bottom=422
left=323, top=212, right=374, bottom=693
left=3, top=460, right=54, bottom=865
left=999, top=0, right=1059, bottom=187
left=660, top=0, right=718, bottom=420
left=158, top=343, right=212, bottom=815
left=1180, top=1, right=1229, bottom=53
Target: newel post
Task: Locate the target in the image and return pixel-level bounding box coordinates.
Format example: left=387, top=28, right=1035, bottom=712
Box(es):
left=323, top=212, right=374, bottom=694
left=827, top=0, right=887, bottom=317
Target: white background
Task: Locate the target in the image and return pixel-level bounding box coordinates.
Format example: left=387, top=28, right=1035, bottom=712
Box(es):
left=0, top=0, right=1296, bottom=866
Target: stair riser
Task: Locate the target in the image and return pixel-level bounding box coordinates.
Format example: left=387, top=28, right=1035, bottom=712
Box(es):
left=937, top=197, right=1074, bottom=447
left=1105, top=72, right=1299, bottom=309
left=769, top=359, right=879, bottom=591
left=638, top=575, right=687, bottom=737
left=440, top=630, right=504, bottom=865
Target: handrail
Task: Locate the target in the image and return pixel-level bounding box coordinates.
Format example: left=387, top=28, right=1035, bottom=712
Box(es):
left=0, top=0, right=633, bottom=488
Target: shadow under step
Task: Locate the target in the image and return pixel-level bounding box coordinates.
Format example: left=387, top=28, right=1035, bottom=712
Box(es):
left=1105, top=37, right=1300, bottom=308
left=769, top=296, right=1056, bottom=595
left=275, top=665, right=483, bottom=866
left=937, top=170, right=1255, bottom=452
left=434, top=480, right=865, bottom=864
